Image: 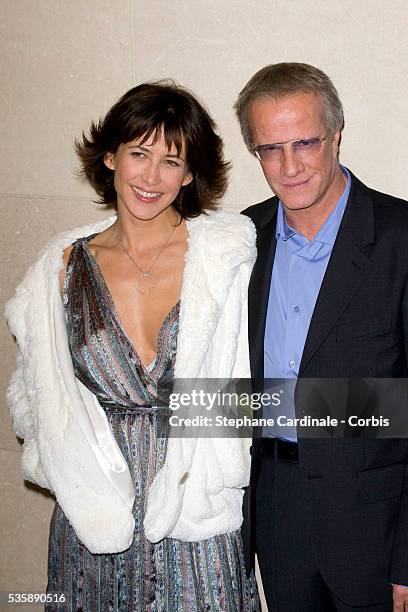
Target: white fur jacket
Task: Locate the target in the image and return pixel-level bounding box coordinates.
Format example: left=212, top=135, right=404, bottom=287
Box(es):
left=5, top=210, right=256, bottom=554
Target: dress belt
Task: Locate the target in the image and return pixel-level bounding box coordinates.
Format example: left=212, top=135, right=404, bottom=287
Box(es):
left=261, top=438, right=299, bottom=462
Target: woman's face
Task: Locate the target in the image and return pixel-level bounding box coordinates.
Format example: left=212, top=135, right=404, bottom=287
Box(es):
left=104, top=131, right=192, bottom=221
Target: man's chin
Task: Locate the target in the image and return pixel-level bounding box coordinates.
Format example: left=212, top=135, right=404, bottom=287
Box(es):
left=272, top=185, right=315, bottom=208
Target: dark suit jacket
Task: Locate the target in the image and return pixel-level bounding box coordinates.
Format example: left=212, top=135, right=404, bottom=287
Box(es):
left=242, top=172, right=408, bottom=606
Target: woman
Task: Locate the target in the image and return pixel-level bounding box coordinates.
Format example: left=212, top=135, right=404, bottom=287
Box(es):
left=6, top=81, right=259, bottom=611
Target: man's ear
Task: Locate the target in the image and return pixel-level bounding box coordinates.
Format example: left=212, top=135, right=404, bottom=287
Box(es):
left=104, top=152, right=115, bottom=170
left=182, top=171, right=193, bottom=187
left=331, top=130, right=341, bottom=157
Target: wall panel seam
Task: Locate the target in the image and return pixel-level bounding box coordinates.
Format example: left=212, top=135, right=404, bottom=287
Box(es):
left=0, top=193, right=100, bottom=203
left=131, top=0, right=136, bottom=86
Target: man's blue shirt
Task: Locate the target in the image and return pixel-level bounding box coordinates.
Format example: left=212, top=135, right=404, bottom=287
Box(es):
left=263, top=168, right=351, bottom=441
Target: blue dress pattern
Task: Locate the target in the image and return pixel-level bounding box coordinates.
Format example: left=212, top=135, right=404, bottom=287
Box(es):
left=46, top=235, right=259, bottom=611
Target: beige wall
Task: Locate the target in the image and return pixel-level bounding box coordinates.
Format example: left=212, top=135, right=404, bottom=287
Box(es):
left=1, top=1, right=407, bottom=608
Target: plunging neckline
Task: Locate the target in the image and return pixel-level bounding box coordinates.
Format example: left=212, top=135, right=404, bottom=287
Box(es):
left=82, top=238, right=180, bottom=373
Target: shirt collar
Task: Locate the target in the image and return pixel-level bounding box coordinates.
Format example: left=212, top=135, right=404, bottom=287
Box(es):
left=275, top=166, right=351, bottom=245
left=275, top=204, right=295, bottom=241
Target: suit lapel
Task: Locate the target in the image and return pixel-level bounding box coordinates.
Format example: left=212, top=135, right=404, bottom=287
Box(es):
left=299, top=174, right=375, bottom=375
left=299, top=232, right=372, bottom=374
left=248, top=203, right=278, bottom=380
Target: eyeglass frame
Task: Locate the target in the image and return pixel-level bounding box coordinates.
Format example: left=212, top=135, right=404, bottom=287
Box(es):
left=252, top=136, right=328, bottom=162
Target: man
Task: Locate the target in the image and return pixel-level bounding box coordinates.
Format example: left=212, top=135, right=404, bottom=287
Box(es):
left=235, top=63, right=408, bottom=611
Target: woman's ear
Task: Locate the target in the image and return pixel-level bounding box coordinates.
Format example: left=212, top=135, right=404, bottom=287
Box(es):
left=182, top=171, right=193, bottom=187
left=104, top=152, right=115, bottom=170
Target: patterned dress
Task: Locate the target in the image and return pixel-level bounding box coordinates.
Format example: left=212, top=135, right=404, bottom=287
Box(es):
left=47, top=235, right=259, bottom=611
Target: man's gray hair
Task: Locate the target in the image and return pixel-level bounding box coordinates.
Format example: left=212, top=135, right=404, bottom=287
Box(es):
left=234, top=62, right=344, bottom=152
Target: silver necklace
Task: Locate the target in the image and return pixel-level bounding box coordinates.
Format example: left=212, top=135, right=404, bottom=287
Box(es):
left=123, top=225, right=176, bottom=295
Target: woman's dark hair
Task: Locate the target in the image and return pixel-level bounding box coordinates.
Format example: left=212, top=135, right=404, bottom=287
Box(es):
left=75, top=81, right=229, bottom=217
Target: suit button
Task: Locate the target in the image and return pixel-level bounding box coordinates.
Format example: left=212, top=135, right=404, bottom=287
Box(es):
left=179, top=472, right=189, bottom=485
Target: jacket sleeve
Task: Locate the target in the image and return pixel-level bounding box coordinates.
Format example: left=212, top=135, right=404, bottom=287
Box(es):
left=5, top=288, right=51, bottom=489
left=5, top=241, right=136, bottom=554
left=388, top=276, right=408, bottom=585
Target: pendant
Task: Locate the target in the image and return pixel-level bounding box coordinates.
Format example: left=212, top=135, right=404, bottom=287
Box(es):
left=134, top=271, right=157, bottom=295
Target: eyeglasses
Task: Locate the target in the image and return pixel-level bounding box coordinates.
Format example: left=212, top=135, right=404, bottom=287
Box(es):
left=252, top=136, right=327, bottom=162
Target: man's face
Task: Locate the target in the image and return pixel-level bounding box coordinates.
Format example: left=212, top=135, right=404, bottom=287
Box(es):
left=248, top=92, right=342, bottom=214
